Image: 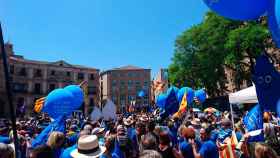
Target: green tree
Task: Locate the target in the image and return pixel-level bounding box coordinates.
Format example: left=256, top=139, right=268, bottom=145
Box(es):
left=224, top=22, right=270, bottom=89
left=169, top=12, right=272, bottom=97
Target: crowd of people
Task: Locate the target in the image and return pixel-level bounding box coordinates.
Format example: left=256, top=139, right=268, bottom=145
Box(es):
left=0, top=108, right=280, bottom=158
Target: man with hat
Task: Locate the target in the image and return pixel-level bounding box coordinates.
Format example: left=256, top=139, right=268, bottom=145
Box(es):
left=71, top=135, right=106, bottom=158
left=189, top=118, right=201, bottom=141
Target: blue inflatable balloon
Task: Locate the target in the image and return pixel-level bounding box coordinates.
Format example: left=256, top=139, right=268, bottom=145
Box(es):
left=43, top=89, right=75, bottom=119
left=156, top=93, right=167, bottom=109
left=195, top=89, right=207, bottom=103
left=167, top=86, right=179, bottom=96
left=203, top=0, right=268, bottom=21
left=268, top=0, right=280, bottom=48
left=64, top=85, right=84, bottom=109
left=177, top=87, right=194, bottom=104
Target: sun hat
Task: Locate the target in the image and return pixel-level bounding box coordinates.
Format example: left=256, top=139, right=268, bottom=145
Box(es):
left=71, top=135, right=106, bottom=158
left=191, top=118, right=201, bottom=126
left=91, top=127, right=105, bottom=135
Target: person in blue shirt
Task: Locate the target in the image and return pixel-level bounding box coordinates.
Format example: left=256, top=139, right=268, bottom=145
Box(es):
left=190, top=127, right=218, bottom=158
left=180, top=127, right=201, bottom=158
left=60, top=130, right=90, bottom=158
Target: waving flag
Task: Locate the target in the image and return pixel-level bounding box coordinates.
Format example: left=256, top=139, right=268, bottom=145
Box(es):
left=218, top=131, right=239, bottom=158
left=173, top=93, right=187, bottom=118
left=252, top=54, right=280, bottom=114
left=243, top=104, right=264, bottom=142
left=165, top=89, right=179, bottom=116
left=31, top=115, right=66, bottom=148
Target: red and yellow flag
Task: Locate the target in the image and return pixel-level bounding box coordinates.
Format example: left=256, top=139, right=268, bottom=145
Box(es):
left=173, top=93, right=187, bottom=118
left=34, top=97, right=45, bottom=113
left=218, top=131, right=238, bottom=158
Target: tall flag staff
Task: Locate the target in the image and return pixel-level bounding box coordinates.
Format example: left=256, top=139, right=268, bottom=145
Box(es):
left=0, top=23, right=20, bottom=158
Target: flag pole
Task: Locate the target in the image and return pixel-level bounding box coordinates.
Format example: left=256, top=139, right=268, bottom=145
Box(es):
left=230, top=103, right=235, bottom=129
left=0, top=23, right=20, bottom=158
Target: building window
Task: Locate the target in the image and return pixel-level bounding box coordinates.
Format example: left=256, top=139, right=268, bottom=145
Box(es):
left=34, top=83, right=41, bottom=94
left=49, top=84, right=56, bottom=92
left=120, top=85, right=126, bottom=92
left=112, top=86, right=117, bottom=92
left=88, top=86, right=97, bottom=95
left=78, top=73, right=84, bottom=80
left=66, top=71, right=71, bottom=77
left=128, top=96, right=135, bottom=102
left=90, top=74, right=95, bottom=80
left=135, top=81, right=140, bottom=85
left=128, top=80, right=133, bottom=85
left=89, top=98, right=94, bottom=106
left=17, top=97, right=25, bottom=106
left=120, top=81, right=125, bottom=86
left=10, top=65, right=14, bottom=74
left=12, top=83, right=28, bottom=93
left=111, top=96, right=117, bottom=104
left=144, top=100, right=148, bottom=105
left=51, top=70, right=56, bottom=76
left=128, top=85, right=133, bottom=92
left=120, top=95, right=126, bottom=105
left=143, top=81, right=149, bottom=90
left=128, top=72, right=133, bottom=77
left=112, top=80, right=117, bottom=86
left=34, top=69, right=42, bottom=77
left=19, top=68, right=27, bottom=76
left=120, top=73, right=126, bottom=77
left=136, top=85, right=142, bottom=91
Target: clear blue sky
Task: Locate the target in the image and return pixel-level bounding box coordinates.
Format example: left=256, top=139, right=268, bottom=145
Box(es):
left=0, top=0, right=207, bottom=77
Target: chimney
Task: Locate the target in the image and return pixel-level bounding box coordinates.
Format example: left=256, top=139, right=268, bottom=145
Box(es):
left=4, top=42, right=14, bottom=56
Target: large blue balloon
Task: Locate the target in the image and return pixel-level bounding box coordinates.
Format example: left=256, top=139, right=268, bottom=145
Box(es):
left=64, top=85, right=84, bottom=109
left=156, top=93, right=167, bottom=109
left=167, top=86, right=179, bottom=96
left=43, top=89, right=75, bottom=119
left=203, top=0, right=268, bottom=21
left=195, top=89, right=207, bottom=103
left=268, top=0, right=280, bottom=47
left=177, top=87, right=194, bottom=104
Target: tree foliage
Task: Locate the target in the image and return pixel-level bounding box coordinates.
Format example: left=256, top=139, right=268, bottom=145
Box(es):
left=169, top=12, right=271, bottom=97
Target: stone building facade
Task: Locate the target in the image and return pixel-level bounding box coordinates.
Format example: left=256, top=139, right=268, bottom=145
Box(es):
left=100, top=65, right=151, bottom=112
left=0, top=43, right=99, bottom=117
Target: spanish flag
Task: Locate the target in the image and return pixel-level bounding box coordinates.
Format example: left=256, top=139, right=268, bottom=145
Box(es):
left=173, top=93, right=187, bottom=118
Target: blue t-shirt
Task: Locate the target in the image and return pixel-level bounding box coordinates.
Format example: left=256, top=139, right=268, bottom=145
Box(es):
left=180, top=140, right=201, bottom=158
left=210, top=130, right=219, bottom=142
left=60, top=144, right=77, bottom=158
left=199, top=140, right=218, bottom=158
left=236, top=131, right=243, bottom=142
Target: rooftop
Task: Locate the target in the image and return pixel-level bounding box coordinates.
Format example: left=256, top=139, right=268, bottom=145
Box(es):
left=9, top=55, right=99, bottom=71
left=113, top=65, right=146, bottom=70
